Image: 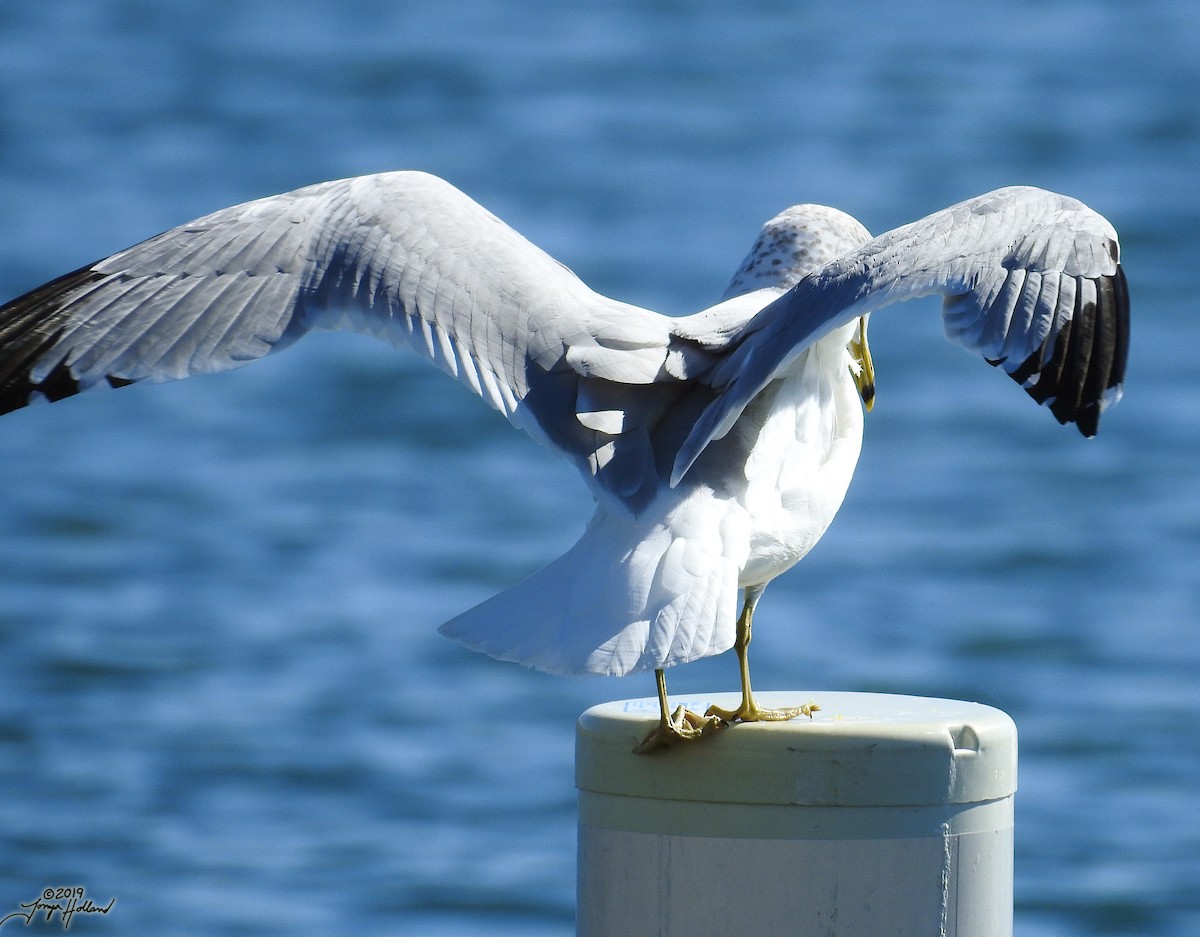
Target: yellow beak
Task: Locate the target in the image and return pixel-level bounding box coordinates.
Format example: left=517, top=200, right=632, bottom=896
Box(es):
left=849, top=317, right=875, bottom=411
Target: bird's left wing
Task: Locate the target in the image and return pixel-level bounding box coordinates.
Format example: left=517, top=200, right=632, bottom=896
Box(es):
left=0, top=171, right=717, bottom=508
left=673, top=186, right=1129, bottom=484
left=0, top=171, right=678, bottom=411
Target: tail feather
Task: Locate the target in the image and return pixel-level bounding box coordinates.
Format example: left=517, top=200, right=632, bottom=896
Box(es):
left=438, top=492, right=747, bottom=676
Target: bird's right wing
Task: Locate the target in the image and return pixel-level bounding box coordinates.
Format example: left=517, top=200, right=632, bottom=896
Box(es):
left=672, top=186, right=1129, bottom=484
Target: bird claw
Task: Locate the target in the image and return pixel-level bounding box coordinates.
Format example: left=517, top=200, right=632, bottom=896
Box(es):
left=704, top=700, right=820, bottom=723
left=634, top=705, right=728, bottom=753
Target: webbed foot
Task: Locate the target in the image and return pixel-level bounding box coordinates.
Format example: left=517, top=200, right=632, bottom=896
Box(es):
left=705, top=699, right=820, bottom=724
left=635, top=705, right=727, bottom=753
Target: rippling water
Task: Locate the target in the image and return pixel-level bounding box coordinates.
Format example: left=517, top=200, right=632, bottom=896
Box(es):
left=0, top=2, right=1197, bottom=934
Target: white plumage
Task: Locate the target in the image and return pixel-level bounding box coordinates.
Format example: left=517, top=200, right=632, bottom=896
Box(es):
left=0, top=172, right=1128, bottom=738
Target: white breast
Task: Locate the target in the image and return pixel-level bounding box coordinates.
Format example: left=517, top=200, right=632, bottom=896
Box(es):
left=734, top=332, right=865, bottom=587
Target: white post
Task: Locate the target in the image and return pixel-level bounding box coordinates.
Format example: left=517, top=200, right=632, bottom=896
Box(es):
left=576, top=691, right=1016, bottom=937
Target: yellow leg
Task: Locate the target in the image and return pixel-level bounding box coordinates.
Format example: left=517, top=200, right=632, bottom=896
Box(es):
left=705, top=585, right=820, bottom=723
left=634, top=668, right=727, bottom=754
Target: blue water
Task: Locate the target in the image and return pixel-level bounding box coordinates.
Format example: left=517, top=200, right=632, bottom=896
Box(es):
left=0, top=1, right=1196, bottom=934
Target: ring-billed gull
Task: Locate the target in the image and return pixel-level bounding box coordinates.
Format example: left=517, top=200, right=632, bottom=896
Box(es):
left=0, top=171, right=1128, bottom=750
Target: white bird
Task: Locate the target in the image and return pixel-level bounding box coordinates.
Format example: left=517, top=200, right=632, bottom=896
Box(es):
left=0, top=171, right=1128, bottom=750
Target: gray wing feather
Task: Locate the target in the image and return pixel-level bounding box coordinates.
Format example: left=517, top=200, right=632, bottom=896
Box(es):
left=0, top=171, right=717, bottom=511
left=672, top=186, right=1129, bottom=484
left=0, top=172, right=673, bottom=402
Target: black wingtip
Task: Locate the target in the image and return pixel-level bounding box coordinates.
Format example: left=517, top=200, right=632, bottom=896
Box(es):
left=0, top=265, right=109, bottom=415
left=1003, top=263, right=1129, bottom=436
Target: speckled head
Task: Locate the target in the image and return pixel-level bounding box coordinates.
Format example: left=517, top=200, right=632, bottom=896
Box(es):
left=722, top=204, right=873, bottom=300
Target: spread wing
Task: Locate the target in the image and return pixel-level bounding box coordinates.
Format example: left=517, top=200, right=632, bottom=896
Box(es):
left=673, top=186, right=1129, bottom=484
left=0, top=170, right=717, bottom=509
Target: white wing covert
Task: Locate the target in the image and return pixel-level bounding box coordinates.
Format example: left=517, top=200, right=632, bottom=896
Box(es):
left=673, top=186, right=1129, bottom=484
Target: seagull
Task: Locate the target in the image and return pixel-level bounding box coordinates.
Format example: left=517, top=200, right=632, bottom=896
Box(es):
left=0, top=171, right=1128, bottom=750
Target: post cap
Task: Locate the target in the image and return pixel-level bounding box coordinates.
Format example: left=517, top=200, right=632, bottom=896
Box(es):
left=577, top=691, right=1017, bottom=807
